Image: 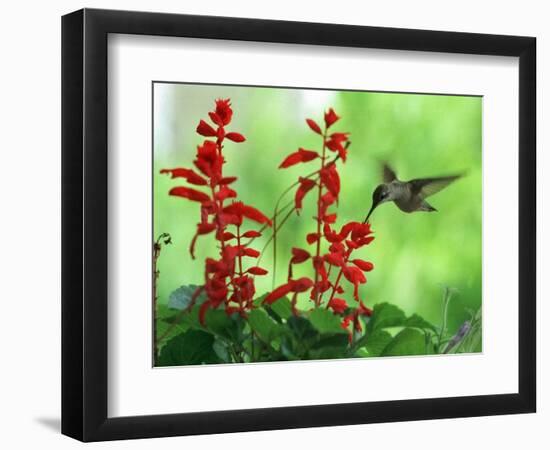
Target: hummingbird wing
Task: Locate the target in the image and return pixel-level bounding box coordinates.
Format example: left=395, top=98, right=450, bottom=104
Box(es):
left=382, top=163, right=398, bottom=182
left=409, top=174, right=462, bottom=199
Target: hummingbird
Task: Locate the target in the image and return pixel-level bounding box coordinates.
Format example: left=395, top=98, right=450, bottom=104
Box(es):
left=364, top=163, right=464, bottom=223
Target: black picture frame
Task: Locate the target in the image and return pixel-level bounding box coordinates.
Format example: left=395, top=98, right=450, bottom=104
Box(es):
left=61, top=8, right=536, bottom=442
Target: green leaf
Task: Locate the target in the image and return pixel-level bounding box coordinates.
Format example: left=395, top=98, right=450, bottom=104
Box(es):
left=248, top=309, right=281, bottom=343
left=253, top=293, right=268, bottom=307
left=168, top=284, right=206, bottom=310
left=212, top=340, right=231, bottom=362
left=157, top=329, right=220, bottom=366
left=367, top=303, right=406, bottom=333
left=204, top=309, right=241, bottom=342
left=363, top=330, right=393, bottom=356
left=268, top=297, right=293, bottom=320
left=156, top=316, right=187, bottom=347
left=308, top=308, right=347, bottom=335
left=156, top=303, right=178, bottom=320
left=286, top=316, right=319, bottom=342
left=311, top=333, right=349, bottom=349
left=308, top=346, right=349, bottom=360
left=405, top=314, right=437, bottom=332
left=381, top=328, right=426, bottom=356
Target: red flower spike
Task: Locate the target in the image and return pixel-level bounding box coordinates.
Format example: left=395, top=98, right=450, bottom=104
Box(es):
left=323, top=213, right=337, bottom=224
left=264, top=282, right=293, bottom=305
left=352, top=259, right=374, bottom=272
left=328, top=298, right=348, bottom=314
left=160, top=168, right=208, bottom=186
left=279, top=148, right=319, bottom=169
left=225, top=132, right=246, bottom=143
left=215, top=99, right=233, bottom=125
left=290, top=247, right=311, bottom=264
left=169, top=186, right=210, bottom=203
left=306, top=118, right=322, bottom=135
left=324, top=108, right=340, bottom=128
left=242, top=230, right=262, bottom=238
left=247, top=266, right=268, bottom=276
left=196, top=120, right=217, bottom=137
left=295, top=177, right=316, bottom=210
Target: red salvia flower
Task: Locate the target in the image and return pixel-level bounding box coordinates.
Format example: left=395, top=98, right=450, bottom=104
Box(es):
left=169, top=186, right=210, bottom=203
left=306, top=118, right=322, bottom=135
left=225, top=132, right=246, bottom=143
left=242, top=247, right=260, bottom=258
left=218, top=176, right=238, bottom=185
left=223, top=201, right=272, bottom=226
left=290, top=277, right=314, bottom=293
left=306, top=233, right=320, bottom=245
left=295, top=178, right=317, bottom=210
left=352, top=259, right=374, bottom=272
left=160, top=168, right=208, bottom=186
left=263, top=282, right=294, bottom=305
left=320, top=164, right=341, bottom=197
left=290, top=247, right=310, bottom=264
left=328, top=298, right=348, bottom=314
left=242, top=230, right=262, bottom=238
left=279, top=148, right=319, bottom=168
left=324, top=108, right=340, bottom=128
left=196, top=119, right=217, bottom=137
left=247, top=266, right=268, bottom=276
left=215, top=98, right=233, bottom=125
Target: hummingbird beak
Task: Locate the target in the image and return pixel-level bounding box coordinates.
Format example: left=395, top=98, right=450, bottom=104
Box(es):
left=364, top=202, right=378, bottom=224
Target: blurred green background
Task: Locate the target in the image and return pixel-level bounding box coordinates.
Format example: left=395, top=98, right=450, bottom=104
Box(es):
left=153, top=83, right=482, bottom=334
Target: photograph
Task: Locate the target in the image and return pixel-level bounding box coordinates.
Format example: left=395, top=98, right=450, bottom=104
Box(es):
left=153, top=83, right=482, bottom=366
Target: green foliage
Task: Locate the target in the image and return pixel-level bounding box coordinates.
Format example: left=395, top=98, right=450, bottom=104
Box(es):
left=362, top=330, right=393, bottom=356
left=168, top=284, right=206, bottom=310
left=308, top=308, right=347, bottom=335
left=157, top=329, right=220, bottom=366
left=154, top=286, right=472, bottom=366
left=248, top=309, right=282, bottom=343
left=367, top=302, right=407, bottom=332
left=380, top=328, right=426, bottom=356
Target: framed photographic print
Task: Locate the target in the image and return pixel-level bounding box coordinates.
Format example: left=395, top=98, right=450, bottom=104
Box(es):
left=62, top=8, right=536, bottom=442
